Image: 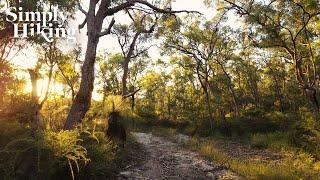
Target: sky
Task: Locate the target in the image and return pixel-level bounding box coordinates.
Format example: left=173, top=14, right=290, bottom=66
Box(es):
left=7, top=0, right=242, bottom=100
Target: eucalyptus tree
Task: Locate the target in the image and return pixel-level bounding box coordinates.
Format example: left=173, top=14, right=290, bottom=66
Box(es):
left=163, top=14, right=237, bottom=129
left=222, top=0, right=320, bottom=112
left=127, top=57, right=147, bottom=111
left=230, top=55, right=261, bottom=109
left=28, top=41, right=63, bottom=132
left=259, top=53, right=287, bottom=112
left=112, top=10, right=156, bottom=97
left=0, top=1, right=25, bottom=104
left=169, top=66, right=201, bottom=121
left=64, top=0, right=199, bottom=130
left=138, top=70, right=168, bottom=118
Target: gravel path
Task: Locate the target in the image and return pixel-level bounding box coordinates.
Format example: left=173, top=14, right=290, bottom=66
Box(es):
left=117, top=132, right=241, bottom=180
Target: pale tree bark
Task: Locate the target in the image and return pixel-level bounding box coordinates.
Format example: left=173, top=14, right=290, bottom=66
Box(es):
left=64, top=0, right=105, bottom=130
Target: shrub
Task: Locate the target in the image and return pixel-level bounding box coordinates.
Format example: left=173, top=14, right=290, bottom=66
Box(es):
left=250, top=131, right=291, bottom=150
left=103, top=95, right=130, bottom=116
left=79, top=129, right=119, bottom=179
left=0, top=120, right=121, bottom=179
left=0, top=128, right=90, bottom=179
left=41, top=130, right=90, bottom=179
left=291, top=108, right=320, bottom=159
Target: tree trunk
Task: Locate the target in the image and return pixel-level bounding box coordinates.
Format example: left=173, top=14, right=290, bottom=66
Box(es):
left=71, top=87, right=75, bottom=101
left=274, top=78, right=284, bottom=112
left=204, top=89, right=214, bottom=130
left=168, top=93, right=171, bottom=119
left=196, top=64, right=214, bottom=130
left=121, top=60, right=129, bottom=97
left=217, top=62, right=238, bottom=116
left=64, top=4, right=103, bottom=129
left=131, top=94, right=135, bottom=111
left=121, top=32, right=140, bottom=97
left=129, top=85, right=135, bottom=111
left=305, top=87, right=320, bottom=112
left=28, top=69, right=40, bottom=133
left=64, top=36, right=99, bottom=130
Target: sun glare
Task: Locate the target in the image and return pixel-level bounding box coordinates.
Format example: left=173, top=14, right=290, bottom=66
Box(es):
left=24, top=79, right=64, bottom=98
left=24, top=79, right=103, bottom=101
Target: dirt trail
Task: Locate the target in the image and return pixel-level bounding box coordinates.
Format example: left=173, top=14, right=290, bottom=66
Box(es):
left=117, top=133, right=241, bottom=180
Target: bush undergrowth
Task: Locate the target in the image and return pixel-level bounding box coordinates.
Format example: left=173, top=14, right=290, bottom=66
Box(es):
left=0, top=119, right=123, bottom=179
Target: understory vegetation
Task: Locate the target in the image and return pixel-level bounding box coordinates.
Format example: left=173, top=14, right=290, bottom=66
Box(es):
left=0, top=96, right=134, bottom=179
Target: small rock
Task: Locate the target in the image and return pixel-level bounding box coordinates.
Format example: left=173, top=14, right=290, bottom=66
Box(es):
left=120, top=171, right=132, bottom=177
left=206, top=172, right=215, bottom=179
left=201, top=163, right=215, bottom=171
left=176, top=134, right=190, bottom=143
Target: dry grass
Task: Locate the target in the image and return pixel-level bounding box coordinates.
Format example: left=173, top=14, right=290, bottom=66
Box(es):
left=186, top=137, right=320, bottom=179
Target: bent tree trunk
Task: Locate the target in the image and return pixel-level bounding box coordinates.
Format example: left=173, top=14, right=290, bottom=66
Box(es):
left=64, top=1, right=103, bottom=129
left=64, top=36, right=99, bottom=130
left=120, top=32, right=141, bottom=97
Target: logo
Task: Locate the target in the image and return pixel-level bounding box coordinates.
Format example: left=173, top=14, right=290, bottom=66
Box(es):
left=1, top=2, right=76, bottom=42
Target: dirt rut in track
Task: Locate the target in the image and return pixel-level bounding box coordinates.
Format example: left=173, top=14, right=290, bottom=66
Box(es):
left=118, top=132, right=241, bottom=180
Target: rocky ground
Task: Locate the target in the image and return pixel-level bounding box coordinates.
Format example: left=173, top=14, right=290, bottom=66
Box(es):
left=117, top=133, right=241, bottom=180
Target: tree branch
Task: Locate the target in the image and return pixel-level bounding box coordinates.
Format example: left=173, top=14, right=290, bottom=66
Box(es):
left=123, top=88, right=141, bottom=98
left=78, top=0, right=88, bottom=16
left=79, top=17, right=87, bottom=30
left=97, top=18, right=116, bottom=38
left=105, top=0, right=201, bottom=17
